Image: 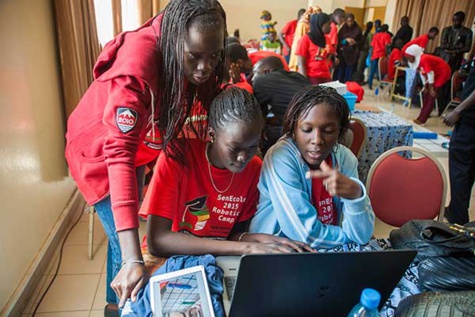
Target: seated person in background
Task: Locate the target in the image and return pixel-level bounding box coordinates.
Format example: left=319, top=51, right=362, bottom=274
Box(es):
left=249, top=85, right=375, bottom=249
left=225, top=43, right=253, bottom=92
left=388, top=38, right=405, bottom=95
left=261, top=30, right=282, bottom=54
left=296, top=12, right=334, bottom=85
left=252, top=56, right=310, bottom=155
left=402, top=27, right=439, bottom=53
left=141, top=87, right=311, bottom=258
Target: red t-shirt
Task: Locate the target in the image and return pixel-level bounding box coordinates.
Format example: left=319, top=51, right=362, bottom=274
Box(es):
left=311, top=156, right=337, bottom=225
left=296, top=34, right=332, bottom=79
left=371, top=32, right=392, bottom=60
left=419, top=54, right=451, bottom=88
left=402, top=34, right=429, bottom=54
left=281, top=19, right=298, bottom=56
left=388, top=48, right=403, bottom=80
left=329, top=22, right=338, bottom=46
left=140, top=139, right=262, bottom=238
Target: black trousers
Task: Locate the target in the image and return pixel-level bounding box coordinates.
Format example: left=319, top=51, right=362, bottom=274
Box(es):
left=447, top=120, right=475, bottom=224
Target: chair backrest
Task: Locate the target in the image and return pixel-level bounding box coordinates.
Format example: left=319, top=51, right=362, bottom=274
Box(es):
left=378, top=56, right=389, bottom=79
left=348, top=118, right=367, bottom=158
left=451, top=70, right=465, bottom=100
left=366, top=146, right=447, bottom=227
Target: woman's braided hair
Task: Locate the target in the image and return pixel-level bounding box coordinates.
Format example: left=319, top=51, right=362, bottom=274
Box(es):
left=209, top=86, right=264, bottom=133
left=158, top=0, right=227, bottom=165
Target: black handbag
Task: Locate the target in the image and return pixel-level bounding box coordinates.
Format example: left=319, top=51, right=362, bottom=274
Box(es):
left=389, top=220, right=475, bottom=262
left=418, top=256, right=475, bottom=292
left=394, top=291, right=475, bottom=317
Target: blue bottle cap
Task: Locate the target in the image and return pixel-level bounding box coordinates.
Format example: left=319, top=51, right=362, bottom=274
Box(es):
left=360, top=288, right=381, bottom=310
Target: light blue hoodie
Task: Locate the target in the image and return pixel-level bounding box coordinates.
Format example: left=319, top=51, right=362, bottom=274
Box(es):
left=250, top=137, right=375, bottom=248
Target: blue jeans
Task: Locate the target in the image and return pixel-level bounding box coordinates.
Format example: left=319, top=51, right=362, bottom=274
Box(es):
left=94, top=166, right=145, bottom=306
left=368, top=59, right=379, bottom=89
left=95, top=196, right=121, bottom=305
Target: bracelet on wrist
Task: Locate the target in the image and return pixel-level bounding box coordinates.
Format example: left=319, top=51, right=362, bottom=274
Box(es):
left=238, top=232, right=249, bottom=242
left=121, top=260, right=145, bottom=266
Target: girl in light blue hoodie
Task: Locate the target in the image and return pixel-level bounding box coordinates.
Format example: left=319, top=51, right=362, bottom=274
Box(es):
left=250, top=85, right=375, bottom=248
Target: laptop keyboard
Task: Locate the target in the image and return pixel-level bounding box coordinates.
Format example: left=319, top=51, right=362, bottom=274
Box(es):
left=224, top=276, right=237, bottom=300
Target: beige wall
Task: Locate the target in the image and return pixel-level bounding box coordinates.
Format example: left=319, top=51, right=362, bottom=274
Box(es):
left=221, top=0, right=309, bottom=41
left=159, top=0, right=308, bottom=41
left=0, top=0, right=76, bottom=311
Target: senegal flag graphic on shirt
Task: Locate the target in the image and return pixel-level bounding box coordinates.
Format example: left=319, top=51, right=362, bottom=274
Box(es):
left=180, top=195, right=210, bottom=231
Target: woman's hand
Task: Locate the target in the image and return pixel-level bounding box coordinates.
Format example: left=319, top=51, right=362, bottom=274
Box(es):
left=229, top=63, right=242, bottom=84
left=306, top=160, right=362, bottom=200
left=242, top=233, right=315, bottom=253
left=346, top=38, right=356, bottom=46
left=429, top=85, right=437, bottom=98
left=111, top=262, right=149, bottom=308
left=246, top=242, right=304, bottom=254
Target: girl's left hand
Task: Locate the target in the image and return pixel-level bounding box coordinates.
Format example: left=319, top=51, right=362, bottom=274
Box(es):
left=242, top=233, right=315, bottom=253
left=306, top=160, right=362, bottom=199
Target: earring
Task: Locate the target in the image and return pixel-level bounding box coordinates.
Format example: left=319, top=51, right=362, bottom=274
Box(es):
left=211, top=136, right=215, bottom=143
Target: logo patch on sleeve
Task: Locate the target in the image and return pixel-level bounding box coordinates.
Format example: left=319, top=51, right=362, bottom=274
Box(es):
left=116, top=108, right=138, bottom=133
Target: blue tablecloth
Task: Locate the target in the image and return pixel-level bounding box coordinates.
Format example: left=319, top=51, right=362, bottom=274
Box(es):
left=352, top=110, right=413, bottom=183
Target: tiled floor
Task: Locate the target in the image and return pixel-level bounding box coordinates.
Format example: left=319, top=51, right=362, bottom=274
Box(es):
left=21, top=85, right=475, bottom=316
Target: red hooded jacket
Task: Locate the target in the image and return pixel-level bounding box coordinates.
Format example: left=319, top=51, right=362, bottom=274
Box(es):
left=65, top=16, right=163, bottom=231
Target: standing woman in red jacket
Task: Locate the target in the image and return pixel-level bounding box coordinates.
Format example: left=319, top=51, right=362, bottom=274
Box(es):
left=65, top=0, right=227, bottom=314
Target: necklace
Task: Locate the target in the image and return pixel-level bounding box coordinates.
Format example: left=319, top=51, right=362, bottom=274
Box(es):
left=205, top=143, right=235, bottom=194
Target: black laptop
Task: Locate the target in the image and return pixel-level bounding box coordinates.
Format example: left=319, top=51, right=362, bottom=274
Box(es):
left=217, top=250, right=417, bottom=317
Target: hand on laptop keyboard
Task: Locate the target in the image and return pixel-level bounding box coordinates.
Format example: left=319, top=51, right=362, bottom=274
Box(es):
left=240, top=233, right=315, bottom=253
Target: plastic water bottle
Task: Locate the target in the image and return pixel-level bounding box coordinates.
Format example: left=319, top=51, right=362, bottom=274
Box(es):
left=347, top=288, right=381, bottom=317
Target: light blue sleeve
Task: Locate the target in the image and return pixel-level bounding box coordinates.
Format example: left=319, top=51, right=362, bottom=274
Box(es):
left=251, top=142, right=351, bottom=248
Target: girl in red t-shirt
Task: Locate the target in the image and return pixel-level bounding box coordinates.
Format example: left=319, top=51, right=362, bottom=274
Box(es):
left=141, top=87, right=312, bottom=257
left=296, top=13, right=333, bottom=85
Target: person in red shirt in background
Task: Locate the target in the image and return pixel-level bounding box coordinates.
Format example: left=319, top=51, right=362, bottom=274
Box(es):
left=405, top=44, right=451, bottom=124
left=387, top=39, right=405, bottom=95
left=402, top=27, right=439, bottom=53
left=279, top=8, right=306, bottom=64
left=368, top=24, right=392, bottom=89
left=296, top=13, right=333, bottom=84
left=64, top=1, right=227, bottom=313
left=141, top=87, right=312, bottom=257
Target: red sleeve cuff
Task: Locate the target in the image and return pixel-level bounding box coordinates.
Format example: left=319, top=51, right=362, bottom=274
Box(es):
left=113, top=203, right=139, bottom=231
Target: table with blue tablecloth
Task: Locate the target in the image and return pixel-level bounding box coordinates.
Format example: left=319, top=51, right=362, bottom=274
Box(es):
left=352, top=110, right=413, bottom=183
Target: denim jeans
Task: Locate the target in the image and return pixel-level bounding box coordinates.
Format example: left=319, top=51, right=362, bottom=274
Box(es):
left=94, top=196, right=121, bottom=305
left=94, top=167, right=146, bottom=306
left=368, top=59, right=379, bottom=89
